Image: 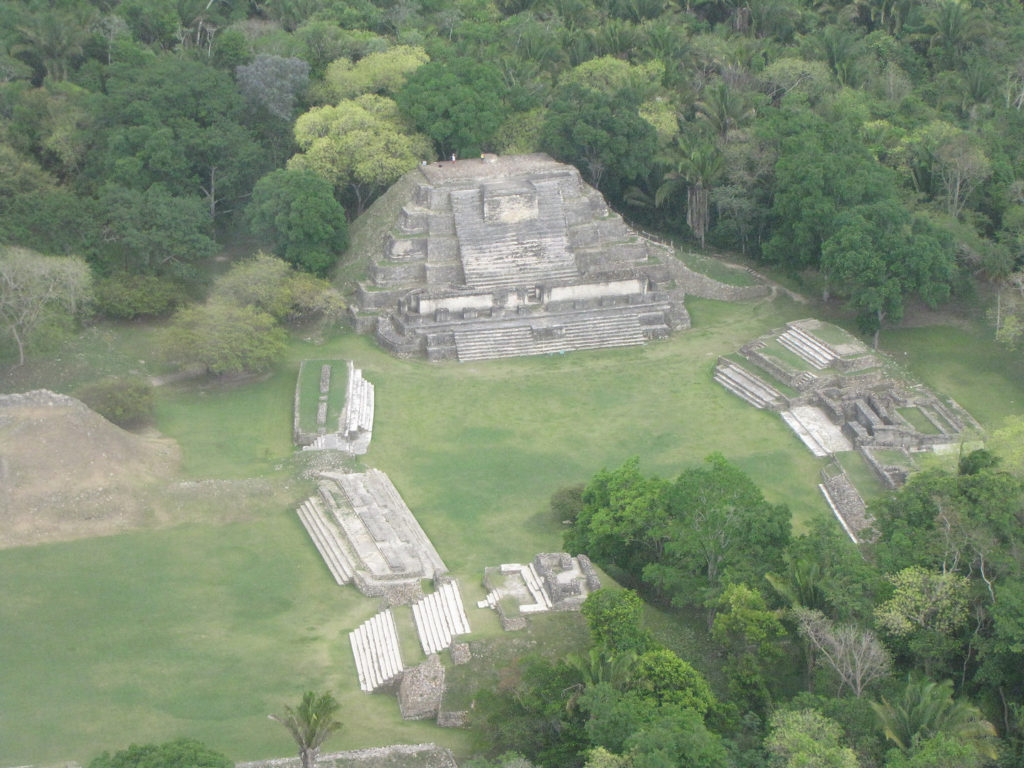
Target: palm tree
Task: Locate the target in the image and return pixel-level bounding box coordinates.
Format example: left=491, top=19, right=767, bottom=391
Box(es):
left=695, top=81, right=756, bottom=142
left=871, top=677, right=998, bottom=759
left=563, top=647, right=637, bottom=712
left=12, top=6, right=96, bottom=82
left=270, top=691, right=342, bottom=768
left=656, top=137, right=724, bottom=248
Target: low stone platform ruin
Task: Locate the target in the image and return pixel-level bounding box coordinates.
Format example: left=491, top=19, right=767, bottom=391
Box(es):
left=294, top=360, right=375, bottom=454
left=237, top=743, right=458, bottom=768
left=479, top=553, right=601, bottom=631
left=295, top=469, right=447, bottom=602
left=715, top=319, right=981, bottom=541
left=350, top=153, right=691, bottom=361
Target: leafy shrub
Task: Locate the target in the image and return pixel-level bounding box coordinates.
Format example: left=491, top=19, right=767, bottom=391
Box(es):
left=94, top=274, right=187, bottom=320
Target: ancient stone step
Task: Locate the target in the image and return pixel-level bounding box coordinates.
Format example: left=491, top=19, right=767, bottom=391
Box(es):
left=778, top=328, right=835, bottom=370
left=713, top=361, right=784, bottom=410
left=412, top=580, right=472, bottom=655
left=780, top=410, right=829, bottom=457
left=454, top=314, right=646, bottom=361
left=295, top=498, right=355, bottom=584
left=350, top=609, right=404, bottom=692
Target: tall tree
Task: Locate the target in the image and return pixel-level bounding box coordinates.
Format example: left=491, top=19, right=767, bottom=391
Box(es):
left=290, top=94, right=432, bottom=215
left=794, top=607, right=891, bottom=697
left=541, top=83, right=658, bottom=199
left=656, top=137, right=724, bottom=248
left=270, top=691, right=342, bottom=768
left=820, top=203, right=954, bottom=347
left=247, top=168, right=348, bottom=276
left=766, top=709, right=860, bottom=768
left=644, top=453, right=791, bottom=612
left=395, top=56, right=509, bottom=157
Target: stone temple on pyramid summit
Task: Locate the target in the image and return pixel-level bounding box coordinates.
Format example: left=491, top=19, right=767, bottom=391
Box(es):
left=349, top=153, right=694, bottom=362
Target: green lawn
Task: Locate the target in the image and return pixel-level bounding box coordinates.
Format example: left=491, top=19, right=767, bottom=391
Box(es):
left=880, top=324, right=1024, bottom=428
left=0, top=515, right=473, bottom=765
left=4, top=294, right=1024, bottom=765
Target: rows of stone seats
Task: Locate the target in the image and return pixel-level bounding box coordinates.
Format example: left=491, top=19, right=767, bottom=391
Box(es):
left=295, top=497, right=355, bottom=585
left=713, top=360, right=785, bottom=410
left=778, top=328, right=836, bottom=370
left=412, top=581, right=471, bottom=655
left=454, top=314, right=646, bottom=362
left=343, top=367, right=375, bottom=437
left=349, top=609, right=404, bottom=692
left=303, top=433, right=342, bottom=451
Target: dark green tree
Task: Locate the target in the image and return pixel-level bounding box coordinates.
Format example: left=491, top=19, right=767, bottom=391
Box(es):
left=645, top=453, right=791, bottom=612
left=541, top=83, right=658, bottom=199
left=396, top=56, right=509, bottom=157
left=247, top=168, right=348, bottom=276
left=820, top=203, right=955, bottom=347
left=95, top=57, right=264, bottom=218
left=87, top=739, right=231, bottom=768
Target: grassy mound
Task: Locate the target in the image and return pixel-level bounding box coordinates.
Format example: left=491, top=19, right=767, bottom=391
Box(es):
left=0, top=390, right=181, bottom=548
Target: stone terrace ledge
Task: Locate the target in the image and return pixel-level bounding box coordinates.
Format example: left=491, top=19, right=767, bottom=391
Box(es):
left=418, top=153, right=572, bottom=186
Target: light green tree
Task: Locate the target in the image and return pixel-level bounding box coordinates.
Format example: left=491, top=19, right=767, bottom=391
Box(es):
left=321, top=45, right=428, bottom=100
left=0, top=246, right=92, bottom=367
left=766, top=709, right=860, bottom=768
left=290, top=94, right=433, bottom=215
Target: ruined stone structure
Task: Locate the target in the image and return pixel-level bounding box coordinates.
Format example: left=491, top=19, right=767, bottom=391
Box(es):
left=294, top=469, right=447, bottom=601
left=236, top=743, right=458, bottom=768
left=351, top=154, right=690, bottom=361
left=715, top=319, right=981, bottom=541
left=479, top=553, right=601, bottom=630
left=294, top=360, right=374, bottom=454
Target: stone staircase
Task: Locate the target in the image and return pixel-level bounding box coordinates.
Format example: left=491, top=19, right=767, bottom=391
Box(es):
left=343, top=363, right=374, bottom=436
left=349, top=609, right=404, bottom=692
left=451, top=186, right=579, bottom=291
left=780, top=411, right=829, bottom=457
left=454, top=313, right=646, bottom=361
left=781, top=405, right=853, bottom=457
left=778, top=327, right=836, bottom=370
left=411, top=580, right=471, bottom=655
left=713, top=359, right=785, bottom=410
left=794, top=371, right=818, bottom=389
left=295, top=496, right=356, bottom=585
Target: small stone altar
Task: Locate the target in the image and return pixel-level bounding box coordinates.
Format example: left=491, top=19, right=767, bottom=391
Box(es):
left=479, top=553, right=601, bottom=630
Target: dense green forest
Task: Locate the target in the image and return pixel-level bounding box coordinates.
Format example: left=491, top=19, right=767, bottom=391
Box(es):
left=5, top=0, right=1024, bottom=766
left=4, top=0, right=1024, bottom=351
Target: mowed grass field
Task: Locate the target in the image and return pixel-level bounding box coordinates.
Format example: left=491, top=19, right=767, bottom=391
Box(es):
left=3, top=295, right=1024, bottom=765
